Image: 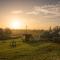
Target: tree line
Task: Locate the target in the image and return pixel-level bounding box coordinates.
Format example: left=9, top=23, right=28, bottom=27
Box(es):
left=40, top=26, right=60, bottom=43
left=0, top=26, right=60, bottom=43
left=0, top=28, right=11, bottom=40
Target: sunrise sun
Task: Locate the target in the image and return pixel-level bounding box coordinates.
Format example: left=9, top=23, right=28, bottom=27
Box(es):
left=9, top=18, right=23, bottom=29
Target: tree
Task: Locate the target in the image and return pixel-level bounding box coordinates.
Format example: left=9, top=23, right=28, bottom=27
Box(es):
left=40, top=26, right=60, bottom=42
left=51, top=26, right=60, bottom=42
left=52, top=26, right=60, bottom=37
left=40, top=30, right=50, bottom=40
left=4, top=28, right=12, bottom=39
left=0, top=28, right=4, bottom=40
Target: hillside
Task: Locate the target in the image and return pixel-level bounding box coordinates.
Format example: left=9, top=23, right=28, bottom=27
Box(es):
left=0, top=38, right=60, bottom=60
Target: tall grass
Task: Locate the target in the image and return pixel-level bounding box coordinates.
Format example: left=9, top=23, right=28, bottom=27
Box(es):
left=0, top=39, right=60, bottom=60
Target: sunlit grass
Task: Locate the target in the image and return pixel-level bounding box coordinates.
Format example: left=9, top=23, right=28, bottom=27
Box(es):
left=0, top=39, right=60, bottom=60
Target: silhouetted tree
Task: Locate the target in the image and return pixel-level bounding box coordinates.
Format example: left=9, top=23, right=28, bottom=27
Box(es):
left=0, top=28, right=4, bottom=39
left=52, top=26, right=60, bottom=37
left=51, top=26, right=60, bottom=42
left=40, top=30, right=50, bottom=40
left=40, top=26, right=60, bottom=42
left=4, top=28, right=12, bottom=39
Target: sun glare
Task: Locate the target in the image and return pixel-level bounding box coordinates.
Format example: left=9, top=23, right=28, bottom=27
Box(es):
left=9, top=18, right=23, bottom=29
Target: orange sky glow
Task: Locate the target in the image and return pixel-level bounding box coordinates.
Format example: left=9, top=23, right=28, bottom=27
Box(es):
left=0, top=0, right=60, bottom=30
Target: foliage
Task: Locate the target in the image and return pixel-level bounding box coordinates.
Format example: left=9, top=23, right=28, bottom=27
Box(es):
left=0, top=28, right=12, bottom=40
left=40, top=26, right=60, bottom=43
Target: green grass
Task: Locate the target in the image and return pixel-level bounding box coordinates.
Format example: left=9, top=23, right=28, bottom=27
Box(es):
left=0, top=39, right=60, bottom=60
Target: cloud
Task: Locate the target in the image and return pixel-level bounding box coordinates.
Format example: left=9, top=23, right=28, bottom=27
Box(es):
left=10, top=4, right=60, bottom=18
left=26, top=11, right=39, bottom=15
left=26, top=5, right=60, bottom=16
left=11, top=10, right=23, bottom=14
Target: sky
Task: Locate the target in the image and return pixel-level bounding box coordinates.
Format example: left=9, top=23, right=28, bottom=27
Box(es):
left=0, top=0, right=60, bottom=29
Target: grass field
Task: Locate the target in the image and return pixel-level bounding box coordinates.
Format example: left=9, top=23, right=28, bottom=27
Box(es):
left=0, top=38, right=60, bottom=60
